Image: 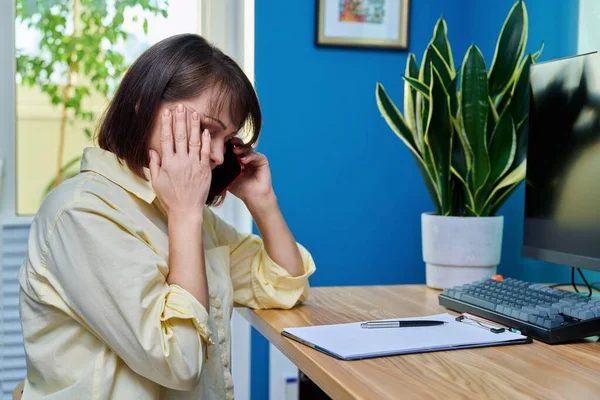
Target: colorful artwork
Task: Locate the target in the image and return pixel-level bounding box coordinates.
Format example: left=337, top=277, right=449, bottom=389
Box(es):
left=317, top=0, right=410, bottom=49
left=338, top=0, right=385, bottom=24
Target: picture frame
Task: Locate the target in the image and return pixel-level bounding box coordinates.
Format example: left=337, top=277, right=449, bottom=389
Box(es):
left=316, top=0, right=410, bottom=50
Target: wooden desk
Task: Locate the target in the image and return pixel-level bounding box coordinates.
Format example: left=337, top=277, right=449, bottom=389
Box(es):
left=238, top=285, right=600, bottom=399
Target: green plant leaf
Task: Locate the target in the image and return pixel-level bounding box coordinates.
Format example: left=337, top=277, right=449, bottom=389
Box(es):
left=452, top=118, right=469, bottom=175
left=450, top=175, right=466, bottom=215
left=376, top=82, right=441, bottom=210
left=532, top=40, right=544, bottom=62
left=419, top=45, right=433, bottom=87
left=416, top=44, right=452, bottom=152
left=451, top=165, right=475, bottom=212
left=451, top=112, right=475, bottom=210
left=448, top=75, right=458, bottom=118
left=414, top=153, right=442, bottom=214
left=430, top=44, right=454, bottom=89
left=416, top=91, right=429, bottom=154
left=423, top=140, right=442, bottom=209
left=489, top=181, right=521, bottom=215
left=509, top=55, right=532, bottom=163
left=404, top=53, right=420, bottom=136
left=402, top=76, right=430, bottom=99
left=451, top=125, right=475, bottom=212
left=488, top=111, right=516, bottom=186
left=432, top=17, right=454, bottom=71
left=425, top=65, right=454, bottom=215
left=482, top=159, right=526, bottom=211
left=495, top=90, right=512, bottom=118
left=511, top=115, right=529, bottom=170
left=453, top=110, right=473, bottom=168
left=486, top=96, right=499, bottom=146
left=487, top=0, right=528, bottom=98
left=376, top=83, right=421, bottom=160
left=461, top=45, right=490, bottom=198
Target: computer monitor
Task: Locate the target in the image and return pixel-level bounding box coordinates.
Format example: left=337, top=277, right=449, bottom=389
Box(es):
left=523, top=51, right=600, bottom=272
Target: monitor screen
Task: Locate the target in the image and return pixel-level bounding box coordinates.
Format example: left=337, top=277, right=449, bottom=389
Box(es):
left=523, top=52, right=600, bottom=271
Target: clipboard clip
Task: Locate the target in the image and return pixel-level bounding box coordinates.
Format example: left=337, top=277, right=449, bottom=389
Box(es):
left=455, top=314, right=506, bottom=334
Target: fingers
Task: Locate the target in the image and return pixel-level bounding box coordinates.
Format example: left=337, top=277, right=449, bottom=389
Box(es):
left=240, top=151, right=264, bottom=165
left=174, top=104, right=188, bottom=155
left=188, top=112, right=201, bottom=158
left=200, top=129, right=211, bottom=168
left=160, top=109, right=174, bottom=160
left=148, top=150, right=160, bottom=183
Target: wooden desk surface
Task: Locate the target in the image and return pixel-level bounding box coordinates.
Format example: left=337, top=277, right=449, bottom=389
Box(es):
left=238, top=285, right=600, bottom=400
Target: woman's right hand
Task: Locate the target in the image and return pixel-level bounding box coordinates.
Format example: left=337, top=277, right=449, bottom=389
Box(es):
left=149, top=103, right=212, bottom=219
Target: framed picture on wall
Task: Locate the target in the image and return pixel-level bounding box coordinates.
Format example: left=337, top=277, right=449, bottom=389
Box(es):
left=316, top=0, right=410, bottom=49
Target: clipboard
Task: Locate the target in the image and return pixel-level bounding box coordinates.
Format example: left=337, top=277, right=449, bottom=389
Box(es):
left=281, top=313, right=531, bottom=361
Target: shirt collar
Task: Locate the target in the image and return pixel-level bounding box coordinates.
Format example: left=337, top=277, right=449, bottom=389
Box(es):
left=80, top=147, right=156, bottom=204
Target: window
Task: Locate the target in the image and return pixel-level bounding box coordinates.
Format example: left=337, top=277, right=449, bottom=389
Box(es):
left=14, top=0, right=199, bottom=215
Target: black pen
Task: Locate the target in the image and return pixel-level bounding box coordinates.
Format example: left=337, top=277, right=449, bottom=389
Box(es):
left=360, top=320, right=447, bottom=329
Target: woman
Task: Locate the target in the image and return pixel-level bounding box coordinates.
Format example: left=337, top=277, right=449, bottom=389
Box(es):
left=18, top=34, right=316, bottom=399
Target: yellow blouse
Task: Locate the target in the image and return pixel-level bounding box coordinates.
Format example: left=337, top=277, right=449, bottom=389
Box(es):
left=18, top=147, right=316, bottom=399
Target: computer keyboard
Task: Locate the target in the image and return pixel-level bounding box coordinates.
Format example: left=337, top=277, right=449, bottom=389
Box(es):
left=438, top=277, right=600, bottom=344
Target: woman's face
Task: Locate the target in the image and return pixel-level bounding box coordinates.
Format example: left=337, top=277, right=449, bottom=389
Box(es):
left=149, top=86, right=240, bottom=170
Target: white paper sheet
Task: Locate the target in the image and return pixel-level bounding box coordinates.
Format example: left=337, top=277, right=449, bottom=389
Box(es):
left=282, top=313, right=529, bottom=360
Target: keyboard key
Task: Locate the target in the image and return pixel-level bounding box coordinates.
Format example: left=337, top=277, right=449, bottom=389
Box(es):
left=563, top=307, right=578, bottom=318
left=543, top=318, right=561, bottom=329
left=501, top=307, right=515, bottom=317
left=461, top=294, right=496, bottom=310
left=552, top=302, right=566, bottom=313
left=518, top=310, right=529, bottom=321
left=549, top=314, right=564, bottom=323
left=578, top=310, right=595, bottom=320
left=522, top=306, right=538, bottom=315
left=535, top=305, right=549, bottom=317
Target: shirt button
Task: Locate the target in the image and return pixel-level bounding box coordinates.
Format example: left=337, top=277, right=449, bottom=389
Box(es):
left=223, top=355, right=229, bottom=368
left=213, top=299, right=221, bottom=309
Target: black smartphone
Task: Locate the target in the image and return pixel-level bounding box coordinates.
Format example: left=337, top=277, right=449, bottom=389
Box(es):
left=208, top=141, right=244, bottom=199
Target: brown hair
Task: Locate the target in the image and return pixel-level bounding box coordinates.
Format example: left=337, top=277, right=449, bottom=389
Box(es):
left=96, top=33, right=261, bottom=205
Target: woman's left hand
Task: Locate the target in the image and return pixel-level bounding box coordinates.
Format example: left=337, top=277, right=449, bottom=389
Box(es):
left=229, top=140, right=274, bottom=205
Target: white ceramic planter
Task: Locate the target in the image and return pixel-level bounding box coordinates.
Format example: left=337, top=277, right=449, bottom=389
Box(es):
left=421, top=213, right=504, bottom=289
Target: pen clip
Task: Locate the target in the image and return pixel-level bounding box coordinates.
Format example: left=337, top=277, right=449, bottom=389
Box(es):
left=455, top=315, right=505, bottom=334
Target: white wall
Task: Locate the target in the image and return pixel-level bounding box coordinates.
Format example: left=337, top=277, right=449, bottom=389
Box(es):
left=578, top=0, right=600, bottom=54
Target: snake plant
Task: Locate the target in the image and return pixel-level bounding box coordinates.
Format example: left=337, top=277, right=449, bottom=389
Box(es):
left=376, top=0, right=543, bottom=216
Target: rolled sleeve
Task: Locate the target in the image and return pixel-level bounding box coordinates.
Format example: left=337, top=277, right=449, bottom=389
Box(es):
left=205, top=209, right=316, bottom=310
left=251, top=243, right=316, bottom=309
left=162, top=285, right=213, bottom=348
left=45, top=201, right=210, bottom=390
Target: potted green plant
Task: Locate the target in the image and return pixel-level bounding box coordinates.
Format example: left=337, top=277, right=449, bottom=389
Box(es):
left=376, top=0, right=543, bottom=289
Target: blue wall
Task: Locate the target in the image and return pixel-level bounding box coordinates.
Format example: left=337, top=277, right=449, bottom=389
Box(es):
left=252, top=1, right=581, bottom=399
